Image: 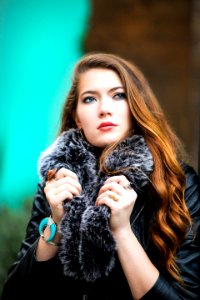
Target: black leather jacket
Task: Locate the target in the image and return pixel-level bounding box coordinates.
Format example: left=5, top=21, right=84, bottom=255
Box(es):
left=1, top=164, right=200, bottom=300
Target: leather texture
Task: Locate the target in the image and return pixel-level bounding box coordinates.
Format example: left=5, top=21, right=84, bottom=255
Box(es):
left=1, top=164, right=200, bottom=300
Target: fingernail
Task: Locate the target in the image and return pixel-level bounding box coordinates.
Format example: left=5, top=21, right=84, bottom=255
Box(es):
left=47, top=170, right=55, bottom=181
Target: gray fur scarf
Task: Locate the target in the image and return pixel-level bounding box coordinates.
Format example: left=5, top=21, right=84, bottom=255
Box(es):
left=38, top=128, right=154, bottom=282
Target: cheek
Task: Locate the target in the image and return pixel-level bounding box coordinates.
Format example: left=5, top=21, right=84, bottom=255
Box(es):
left=120, top=105, right=132, bottom=122
left=75, top=108, right=88, bottom=128
left=83, top=128, right=97, bottom=145
left=80, top=114, right=90, bottom=125
left=74, top=112, right=81, bottom=128
left=124, top=111, right=134, bottom=129
left=77, top=115, right=92, bottom=130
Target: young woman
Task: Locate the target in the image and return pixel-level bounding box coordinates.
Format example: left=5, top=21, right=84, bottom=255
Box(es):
left=1, top=53, right=199, bottom=299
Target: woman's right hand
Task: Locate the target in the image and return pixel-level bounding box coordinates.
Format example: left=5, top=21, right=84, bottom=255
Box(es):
left=44, top=167, right=82, bottom=224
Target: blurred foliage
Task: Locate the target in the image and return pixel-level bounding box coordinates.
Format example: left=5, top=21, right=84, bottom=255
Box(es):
left=0, top=199, right=32, bottom=296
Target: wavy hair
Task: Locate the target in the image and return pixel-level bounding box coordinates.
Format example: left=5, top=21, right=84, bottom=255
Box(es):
left=59, top=52, right=191, bottom=283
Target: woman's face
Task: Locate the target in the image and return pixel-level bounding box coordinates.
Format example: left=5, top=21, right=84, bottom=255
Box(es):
left=75, top=68, right=133, bottom=148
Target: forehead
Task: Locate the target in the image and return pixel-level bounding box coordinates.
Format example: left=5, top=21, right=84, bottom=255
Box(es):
left=78, top=68, right=123, bottom=92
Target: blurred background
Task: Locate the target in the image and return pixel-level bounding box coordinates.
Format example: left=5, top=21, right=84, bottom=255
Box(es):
left=0, top=0, right=199, bottom=294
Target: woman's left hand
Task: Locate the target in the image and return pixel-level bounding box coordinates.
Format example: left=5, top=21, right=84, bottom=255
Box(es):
left=96, top=175, right=137, bottom=234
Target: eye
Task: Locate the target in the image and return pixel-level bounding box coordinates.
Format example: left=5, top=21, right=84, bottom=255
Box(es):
left=82, top=96, right=96, bottom=103
left=113, top=92, right=127, bottom=100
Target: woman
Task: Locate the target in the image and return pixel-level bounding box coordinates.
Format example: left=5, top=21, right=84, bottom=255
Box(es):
left=1, top=53, right=199, bottom=299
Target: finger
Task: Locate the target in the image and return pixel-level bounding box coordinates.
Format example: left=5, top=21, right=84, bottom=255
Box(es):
left=55, top=168, right=79, bottom=181
left=98, top=181, right=125, bottom=196
left=96, top=189, right=120, bottom=204
left=107, top=192, right=119, bottom=202
left=105, top=175, right=131, bottom=189
left=55, top=189, right=74, bottom=200
left=96, top=194, right=119, bottom=208
left=54, top=176, right=82, bottom=193
left=47, top=169, right=58, bottom=181
left=54, top=182, right=81, bottom=197
left=47, top=189, right=74, bottom=205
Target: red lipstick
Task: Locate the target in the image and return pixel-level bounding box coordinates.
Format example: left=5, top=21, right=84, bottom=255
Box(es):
left=98, top=122, right=117, bottom=131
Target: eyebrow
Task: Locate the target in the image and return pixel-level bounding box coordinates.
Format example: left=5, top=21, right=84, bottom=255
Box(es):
left=80, top=86, right=124, bottom=97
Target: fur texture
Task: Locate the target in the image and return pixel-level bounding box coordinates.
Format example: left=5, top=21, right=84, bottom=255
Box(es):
left=38, top=129, right=154, bottom=281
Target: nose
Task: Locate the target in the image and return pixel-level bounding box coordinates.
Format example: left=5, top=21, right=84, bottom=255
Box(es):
left=98, top=97, right=112, bottom=117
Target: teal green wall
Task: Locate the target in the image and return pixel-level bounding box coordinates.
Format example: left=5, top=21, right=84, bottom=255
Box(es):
left=0, top=0, right=90, bottom=208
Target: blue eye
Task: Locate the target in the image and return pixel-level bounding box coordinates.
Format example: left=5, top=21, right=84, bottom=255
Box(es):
left=82, top=96, right=96, bottom=103
left=114, top=92, right=126, bottom=100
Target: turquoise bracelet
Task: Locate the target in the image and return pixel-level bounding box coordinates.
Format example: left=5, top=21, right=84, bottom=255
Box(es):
left=40, top=232, right=61, bottom=246
left=39, top=216, right=57, bottom=242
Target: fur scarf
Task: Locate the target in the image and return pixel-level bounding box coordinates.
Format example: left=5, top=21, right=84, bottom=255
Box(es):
left=38, top=129, right=154, bottom=282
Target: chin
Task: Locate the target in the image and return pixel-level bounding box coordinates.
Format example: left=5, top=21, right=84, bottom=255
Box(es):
left=93, top=137, right=121, bottom=148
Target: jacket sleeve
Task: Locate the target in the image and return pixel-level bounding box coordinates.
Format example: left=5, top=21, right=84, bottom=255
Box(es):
left=142, top=165, right=200, bottom=300
left=1, top=182, right=63, bottom=299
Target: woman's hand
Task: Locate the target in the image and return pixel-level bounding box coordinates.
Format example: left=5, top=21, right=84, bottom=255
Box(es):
left=96, top=175, right=137, bottom=235
left=44, top=167, right=82, bottom=224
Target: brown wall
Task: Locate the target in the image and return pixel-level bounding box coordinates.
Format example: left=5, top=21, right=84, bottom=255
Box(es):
left=84, top=0, right=199, bottom=172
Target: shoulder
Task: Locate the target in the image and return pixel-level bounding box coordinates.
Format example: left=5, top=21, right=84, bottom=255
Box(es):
left=181, top=163, right=200, bottom=219
left=182, top=163, right=199, bottom=187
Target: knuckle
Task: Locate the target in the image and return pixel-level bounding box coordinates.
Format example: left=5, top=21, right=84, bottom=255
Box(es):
left=60, top=167, right=66, bottom=172
left=44, top=185, right=49, bottom=194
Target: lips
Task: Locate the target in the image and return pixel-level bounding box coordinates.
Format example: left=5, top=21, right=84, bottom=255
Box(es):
left=98, top=122, right=117, bottom=129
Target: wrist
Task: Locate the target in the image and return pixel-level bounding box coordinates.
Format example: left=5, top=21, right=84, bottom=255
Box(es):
left=39, top=216, right=62, bottom=246
left=112, top=224, right=133, bottom=241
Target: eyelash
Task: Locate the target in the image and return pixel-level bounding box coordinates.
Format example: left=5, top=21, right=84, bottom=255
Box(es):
left=113, top=92, right=126, bottom=100
left=82, top=96, right=96, bottom=103
left=82, top=92, right=126, bottom=103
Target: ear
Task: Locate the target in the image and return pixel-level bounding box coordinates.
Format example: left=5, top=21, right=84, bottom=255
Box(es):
left=74, top=114, right=82, bottom=129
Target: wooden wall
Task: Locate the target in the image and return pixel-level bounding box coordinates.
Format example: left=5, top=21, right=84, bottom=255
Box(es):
left=84, top=0, right=199, bottom=172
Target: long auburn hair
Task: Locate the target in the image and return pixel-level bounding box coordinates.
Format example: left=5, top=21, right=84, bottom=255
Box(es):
left=59, top=52, right=191, bottom=283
